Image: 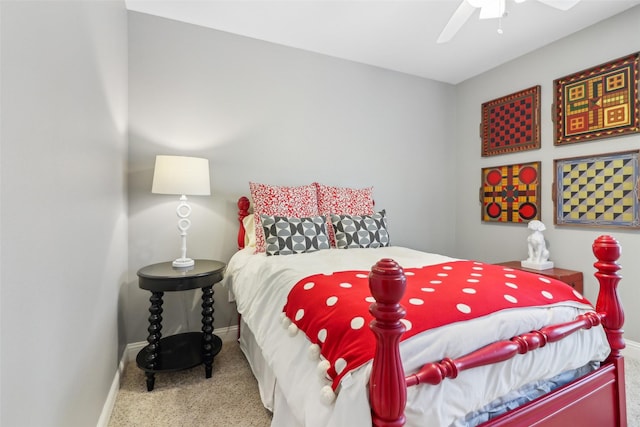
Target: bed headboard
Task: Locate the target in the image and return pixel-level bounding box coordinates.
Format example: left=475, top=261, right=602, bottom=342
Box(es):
left=237, top=196, right=251, bottom=250
left=235, top=190, right=375, bottom=251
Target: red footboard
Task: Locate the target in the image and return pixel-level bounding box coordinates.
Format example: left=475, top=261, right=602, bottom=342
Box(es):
left=367, top=235, right=626, bottom=427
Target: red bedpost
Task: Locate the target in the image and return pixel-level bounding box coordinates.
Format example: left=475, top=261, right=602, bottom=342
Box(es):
left=368, top=258, right=407, bottom=427
left=237, top=196, right=250, bottom=250
left=592, top=235, right=627, bottom=426
left=592, top=235, right=625, bottom=359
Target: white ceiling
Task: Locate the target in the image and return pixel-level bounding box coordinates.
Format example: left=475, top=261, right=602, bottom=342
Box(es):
left=125, top=0, right=640, bottom=84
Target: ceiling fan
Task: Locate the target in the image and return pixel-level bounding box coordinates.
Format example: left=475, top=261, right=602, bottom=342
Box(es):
left=437, top=0, right=581, bottom=43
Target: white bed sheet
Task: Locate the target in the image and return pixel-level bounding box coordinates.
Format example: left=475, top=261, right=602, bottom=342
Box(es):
left=223, top=246, right=610, bottom=427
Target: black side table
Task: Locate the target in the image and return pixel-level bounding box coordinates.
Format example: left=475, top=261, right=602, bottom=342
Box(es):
left=136, top=259, right=225, bottom=391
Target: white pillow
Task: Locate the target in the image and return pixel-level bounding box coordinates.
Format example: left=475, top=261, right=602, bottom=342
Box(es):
left=243, top=214, right=256, bottom=248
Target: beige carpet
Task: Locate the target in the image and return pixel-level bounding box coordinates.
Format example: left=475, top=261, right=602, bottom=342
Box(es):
left=627, top=357, right=640, bottom=427
left=108, top=342, right=272, bottom=427
left=109, top=342, right=639, bottom=426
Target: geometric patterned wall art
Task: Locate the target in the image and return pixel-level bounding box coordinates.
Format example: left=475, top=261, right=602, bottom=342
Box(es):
left=481, top=161, right=541, bottom=223
left=553, top=150, right=640, bottom=229
left=481, top=85, right=541, bottom=156
left=554, top=52, right=639, bottom=145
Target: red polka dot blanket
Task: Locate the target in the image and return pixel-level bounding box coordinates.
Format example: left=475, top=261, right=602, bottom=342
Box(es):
left=282, top=260, right=589, bottom=392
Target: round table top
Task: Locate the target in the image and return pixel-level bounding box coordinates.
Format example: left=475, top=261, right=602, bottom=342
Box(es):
left=137, top=259, right=226, bottom=292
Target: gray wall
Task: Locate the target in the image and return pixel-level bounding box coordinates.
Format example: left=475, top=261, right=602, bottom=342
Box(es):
left=455, top=8, right=640, bottom=342
left=126, top=12, right=457, bottom=345
left=126, top=8, right=640, bottom=349
left=0, top=1, right=128, bottom=426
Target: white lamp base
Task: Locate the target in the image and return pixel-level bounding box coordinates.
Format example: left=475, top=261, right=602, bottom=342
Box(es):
left=172, top=257, right=195, bottom=268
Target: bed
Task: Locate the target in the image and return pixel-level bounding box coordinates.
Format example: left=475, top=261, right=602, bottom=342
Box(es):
left=223, top=183, right=626, bottom=427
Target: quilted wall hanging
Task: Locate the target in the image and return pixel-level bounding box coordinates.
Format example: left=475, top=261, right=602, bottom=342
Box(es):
left=553, top=150, right=640, bottom=229
left=481, top=161, right=541, bottom=223
left=481, top=85, right=540, bottom=156
left=554, top=52, right=640, bottom=145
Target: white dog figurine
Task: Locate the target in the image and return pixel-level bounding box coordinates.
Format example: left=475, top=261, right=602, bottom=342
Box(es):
left=521, top=220, right=554, bottom=270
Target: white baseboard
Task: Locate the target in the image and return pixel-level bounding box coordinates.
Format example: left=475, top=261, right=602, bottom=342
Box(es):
left=96, top=350, right=126, bottom=427
left=97, top=325, right=239, bottom=426
left=623, top=339, right=640, bottom=361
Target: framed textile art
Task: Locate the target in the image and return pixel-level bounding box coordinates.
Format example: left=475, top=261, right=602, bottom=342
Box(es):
left=481, top=85, right=540, bottom=156
left=553, top=150, right=640, bottom=229
left=554, top=52, right=640, bottom=145
left=481, top=161, right=541, bottom=223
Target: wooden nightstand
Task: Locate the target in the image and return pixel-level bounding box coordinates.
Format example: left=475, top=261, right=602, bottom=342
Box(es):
left=495, top=261, right=583, bottom=294
left=136, top=259, right=226, bottom=391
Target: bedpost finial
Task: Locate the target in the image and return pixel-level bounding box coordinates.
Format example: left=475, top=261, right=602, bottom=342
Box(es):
left=593, top=235, right=621, bottom=264
left=369, top=258, right=406, bottom=305
left=238, top=196, right=250, bottom=211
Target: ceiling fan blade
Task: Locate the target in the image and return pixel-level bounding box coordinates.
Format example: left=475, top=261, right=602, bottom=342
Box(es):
left=536, top=0, right=581, bottom=11
left=437, top=0, right=477, bottom=44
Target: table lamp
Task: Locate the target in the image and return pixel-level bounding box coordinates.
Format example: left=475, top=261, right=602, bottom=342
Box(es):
left=152, top=155, right=211, bottom=268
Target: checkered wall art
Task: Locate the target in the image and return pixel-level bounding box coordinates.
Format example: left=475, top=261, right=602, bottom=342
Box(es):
left=481, top=86, right=540, bottom=156
left=554, top=52, right=639, bottom=145
left=481, top=161, right=541, bottom=224
left=553, top=150, right=640, bottom=229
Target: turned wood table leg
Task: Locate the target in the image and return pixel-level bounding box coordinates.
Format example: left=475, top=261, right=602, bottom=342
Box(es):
left=201, top=285, right=215, bottom=378
left=145, top=291, right=164, bottom=391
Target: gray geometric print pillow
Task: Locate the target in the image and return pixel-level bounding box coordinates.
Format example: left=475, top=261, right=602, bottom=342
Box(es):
left=330, top=210, right=389, bottom=249
left=260, top=214, right=330, bottom=256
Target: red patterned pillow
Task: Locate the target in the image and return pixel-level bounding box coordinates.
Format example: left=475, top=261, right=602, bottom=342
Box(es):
left=314, top=183, right=374, bottom=247
left=249, top=182, right=319, bottom=253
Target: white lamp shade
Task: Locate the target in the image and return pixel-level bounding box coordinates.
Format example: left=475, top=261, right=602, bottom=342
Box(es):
left=152, top=155, right=211, bottom=196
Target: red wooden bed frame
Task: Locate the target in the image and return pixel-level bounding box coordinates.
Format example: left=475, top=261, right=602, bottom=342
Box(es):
left=236, top=196, right=627, bottom=427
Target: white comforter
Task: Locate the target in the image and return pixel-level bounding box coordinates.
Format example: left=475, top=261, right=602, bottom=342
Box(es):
left=222, top=246, right=610, bottom=427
